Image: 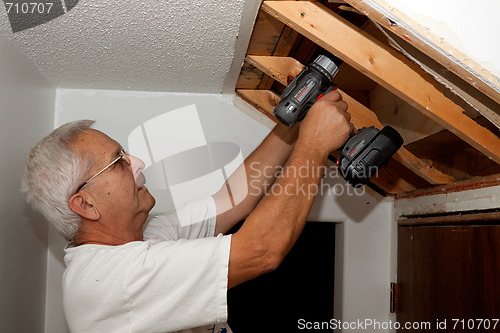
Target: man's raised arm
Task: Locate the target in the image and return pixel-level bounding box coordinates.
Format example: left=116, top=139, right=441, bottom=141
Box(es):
left=213, top=121, right=299, bottom=235
left=226, top=90, right=353, bottom=288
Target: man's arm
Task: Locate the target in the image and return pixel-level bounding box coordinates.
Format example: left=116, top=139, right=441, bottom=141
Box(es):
left=212, top=122, right=300, bottom=235
left=226, top=90, right=353, bottom=288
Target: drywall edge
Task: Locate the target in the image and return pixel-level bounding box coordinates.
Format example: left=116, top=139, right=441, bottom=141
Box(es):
left=395, top=184, right=500, bottom=217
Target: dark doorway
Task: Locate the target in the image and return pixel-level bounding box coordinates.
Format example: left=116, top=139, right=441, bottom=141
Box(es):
left=227, top=221, right=336, bottom=333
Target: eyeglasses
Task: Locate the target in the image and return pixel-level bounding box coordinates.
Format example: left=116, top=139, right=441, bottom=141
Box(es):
left=75, top=148, right=130, bottom=193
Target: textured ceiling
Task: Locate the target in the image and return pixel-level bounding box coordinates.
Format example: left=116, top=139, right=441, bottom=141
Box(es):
left=0, top=0, right=259, bottom=93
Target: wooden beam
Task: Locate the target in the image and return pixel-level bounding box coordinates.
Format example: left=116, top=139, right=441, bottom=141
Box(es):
left=261, top=1, right=500, bottom=164
left=343, top=0, right=500, bottom=106
left=375, top=159, right=418, bottom=194
left=235, top=89, right=280, bottom=122
left=246, top=55, right=303, bottom=86
left=245, top=55, right=455, bottom=185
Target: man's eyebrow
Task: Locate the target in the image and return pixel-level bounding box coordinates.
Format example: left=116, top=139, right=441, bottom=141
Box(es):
left=111, top=146, right=123, bottom=160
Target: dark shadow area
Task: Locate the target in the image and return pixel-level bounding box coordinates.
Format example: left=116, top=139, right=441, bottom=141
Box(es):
left=227, top=221, right=335, bottom=333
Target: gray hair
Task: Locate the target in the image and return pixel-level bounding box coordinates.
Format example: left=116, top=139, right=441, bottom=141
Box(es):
left=21, top=120, right=95, bottom=241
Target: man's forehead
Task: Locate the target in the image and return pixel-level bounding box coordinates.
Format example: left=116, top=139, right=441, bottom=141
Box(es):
left=72, top=129, right=120, bottom=153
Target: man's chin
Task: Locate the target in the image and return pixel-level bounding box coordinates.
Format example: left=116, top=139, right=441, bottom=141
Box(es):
left=146, top=193, right=156, bottom=211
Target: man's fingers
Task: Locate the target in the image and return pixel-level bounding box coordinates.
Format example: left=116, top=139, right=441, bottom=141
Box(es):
left=336, top=100, right=348, bottom=113
left=321, top=89, right=342, bottom=102
left=344, top=111, right=351, bottom=122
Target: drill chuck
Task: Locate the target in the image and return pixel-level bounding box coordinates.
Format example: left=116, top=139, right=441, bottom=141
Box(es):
left=311, top=55, right=339, bottom=80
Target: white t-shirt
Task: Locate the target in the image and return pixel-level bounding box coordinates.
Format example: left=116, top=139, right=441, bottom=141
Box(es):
left=63, top=197, right=232, bottom=333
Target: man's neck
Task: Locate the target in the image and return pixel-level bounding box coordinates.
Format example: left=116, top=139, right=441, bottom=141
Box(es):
left=73, top=218, right=144, bottom=246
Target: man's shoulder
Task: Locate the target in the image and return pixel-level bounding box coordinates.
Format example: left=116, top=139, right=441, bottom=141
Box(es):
left=64, top=241, right=152, bottom=268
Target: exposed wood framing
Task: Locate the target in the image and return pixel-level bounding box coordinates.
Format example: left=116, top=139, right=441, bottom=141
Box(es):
left=236, top=62, right=264, bottom=89
left=236, top=89, right=280, bottom=122
left=244, top=55, right=455, bottom=185
left=247, top=11, right=285, bottom=56
left=237, top=9, right=302, bottom=91
left=236, top=89, right=280, bottom=119
left=373, top=164, right=416, bottom=193
left=246, top=55, right=303, bottom=86
left=236, top=11, right=284, bottom=89
left=259, top=25, right=301, bottom=90
left=343, top=0, right=500, bottom=106
left=261, top=1, right=500, bottom=165
left=369, top=86, right=444, bottom=145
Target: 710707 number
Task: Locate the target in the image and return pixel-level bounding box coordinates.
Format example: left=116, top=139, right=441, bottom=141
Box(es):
left=5, top=2, right=53, bottom=14
left=452, top=319, right=499, bottom=330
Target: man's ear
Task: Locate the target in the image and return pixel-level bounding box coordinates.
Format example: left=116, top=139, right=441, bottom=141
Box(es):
left=68, top=192, right=100, bottom=221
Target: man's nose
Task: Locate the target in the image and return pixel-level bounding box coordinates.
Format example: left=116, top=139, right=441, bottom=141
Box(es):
left=128, top=154, right=145, bottom=181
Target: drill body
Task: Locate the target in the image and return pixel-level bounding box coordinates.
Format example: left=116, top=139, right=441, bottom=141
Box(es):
left=273, top=55, right=338, bottom=127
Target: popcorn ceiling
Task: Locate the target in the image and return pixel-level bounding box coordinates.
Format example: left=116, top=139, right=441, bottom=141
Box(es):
left=0, top=0, right=247, bottom=93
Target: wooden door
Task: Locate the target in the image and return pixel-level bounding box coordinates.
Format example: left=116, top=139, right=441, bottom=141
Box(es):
left=397, top=224, right=500, bottom=332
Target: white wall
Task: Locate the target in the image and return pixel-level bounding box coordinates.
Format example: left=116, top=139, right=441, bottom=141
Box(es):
left=48, top=89, right=273, bottom=333
left=48, top=88, right=396, bottom=332
left=308, top=176, right=396, bottom=332
left=0, top=35, right=55, bottom=332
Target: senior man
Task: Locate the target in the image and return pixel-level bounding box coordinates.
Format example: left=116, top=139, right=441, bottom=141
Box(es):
left=22, top=91, right=352, bottom=332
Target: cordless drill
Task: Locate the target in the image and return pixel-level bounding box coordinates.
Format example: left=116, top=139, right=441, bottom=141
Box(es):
left=273, top=55, right=403, bottom=187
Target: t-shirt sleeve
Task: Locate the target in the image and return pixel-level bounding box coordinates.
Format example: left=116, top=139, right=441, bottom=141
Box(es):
left=126, top=235, right=232, bottom=332
left=143, top=196, right=218, bottom=241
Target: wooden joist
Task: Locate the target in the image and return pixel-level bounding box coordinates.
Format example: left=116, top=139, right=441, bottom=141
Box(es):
left=246, top=55, right=303, bottom=86
left=261, top=1, right=500, bottom=165
left=245, top=55, right=455, bottom=185
left=236, top=89, right=280, bottom=122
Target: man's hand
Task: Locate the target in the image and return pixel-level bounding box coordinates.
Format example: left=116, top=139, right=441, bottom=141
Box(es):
left=298, top=90, right=353, bottom=156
